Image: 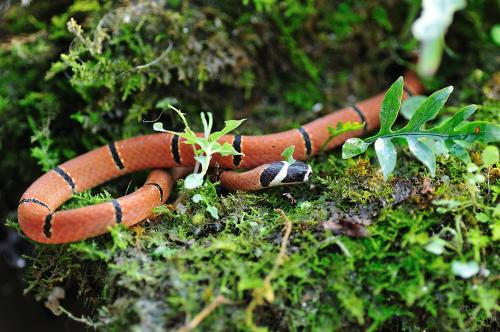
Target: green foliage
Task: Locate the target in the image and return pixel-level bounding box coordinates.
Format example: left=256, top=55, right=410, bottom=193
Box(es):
left=492, top=24, right=500, bottom=46
left=281, top=146, right=296, bottom=164
left=192, top=193, right=219, bottom=220
left=481, top=145, right=499, bottom=168
left=0, top=0, right=421, bottom=212
left=62, top=190, right=114, bottom=210
left=372, top=5, right=392, bottom=32
left=322, top=121, right=365, bottom=151
left=27, top=115, right=59, bottom=172
left=2, top=1, right=499, bottom=331
left=22, top=151, right=500, bottom=331
left=342, top=77, right=500, bottom=179
left=154, top=106, right=245, bottom=189
left=401, top=95, right=427, bottom=120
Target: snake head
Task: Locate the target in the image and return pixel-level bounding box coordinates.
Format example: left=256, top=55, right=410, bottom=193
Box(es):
left=260, top=161, right=312, bottom=187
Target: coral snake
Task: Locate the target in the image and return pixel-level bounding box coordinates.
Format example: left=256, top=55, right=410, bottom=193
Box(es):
left=18, top=72, right=423, bottom=244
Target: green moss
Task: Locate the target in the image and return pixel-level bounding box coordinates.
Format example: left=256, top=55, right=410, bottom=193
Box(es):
left=2, top=0, right=499, bottom=331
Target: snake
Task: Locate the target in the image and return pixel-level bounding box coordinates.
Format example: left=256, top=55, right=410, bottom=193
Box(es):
left=17, top=72, right=423, bottom=244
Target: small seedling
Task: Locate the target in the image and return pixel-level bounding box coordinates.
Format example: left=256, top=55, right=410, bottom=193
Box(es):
left=153, top=105, right=245, bottom=189
left=192, top=193, right=219, bottom=219
left=342, top=77, right=500, bottom=180
left=281, top=146, right=296, bottom=164
left=464, top=145, right=499, bottom=203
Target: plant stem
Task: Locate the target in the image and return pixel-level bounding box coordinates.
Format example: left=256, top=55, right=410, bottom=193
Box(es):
left=176, top=295, right=231, bottom=332
left=365, top=132, right=465, bottom=143
left=417, top=36, right=444, bottom=78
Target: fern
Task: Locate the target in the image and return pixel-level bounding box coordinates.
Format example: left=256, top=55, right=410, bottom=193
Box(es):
left=342, top=77, right=500, bottom=179
left=321, top=121, right=365, bottom=151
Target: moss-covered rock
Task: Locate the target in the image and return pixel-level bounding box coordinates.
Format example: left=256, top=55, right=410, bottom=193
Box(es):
left=1, top=0, right=499, bottom=331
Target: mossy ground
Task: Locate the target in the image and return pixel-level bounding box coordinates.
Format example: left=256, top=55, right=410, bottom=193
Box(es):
left=1, top=0, right=499, bottom=331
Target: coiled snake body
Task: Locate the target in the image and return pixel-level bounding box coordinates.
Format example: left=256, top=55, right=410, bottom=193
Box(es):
left=18, top=73, right=423, bottom=244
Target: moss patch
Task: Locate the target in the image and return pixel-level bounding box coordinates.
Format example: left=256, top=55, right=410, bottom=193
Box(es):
left=2, top=0, right=499, bottom=331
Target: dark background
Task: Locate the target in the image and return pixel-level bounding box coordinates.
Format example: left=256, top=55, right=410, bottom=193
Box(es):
left=0, top=228, right=85, bottom=331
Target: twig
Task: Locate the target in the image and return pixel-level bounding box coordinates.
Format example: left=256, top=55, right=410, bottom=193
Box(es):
left=117, top=41, right=173, bottom=79
left=57, top=305, right=101, bottom=328
left=245, top=209, right=293, bottom=330
left=268, top=209, right=293, bottom=277
left=177, top=295, right=231, bottom=332
left=130, top=42, right=172, bottom=71
left=0, top=31, right=45, bottom=49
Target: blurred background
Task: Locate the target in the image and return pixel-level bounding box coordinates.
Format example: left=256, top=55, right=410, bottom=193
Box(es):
left=1, top=0, right=498, bottom=331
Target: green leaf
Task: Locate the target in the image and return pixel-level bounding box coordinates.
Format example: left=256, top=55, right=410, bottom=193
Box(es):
left=374, top=138, right=397, bottom=180
left=420, top=137, right=448, bottom=156
left=342, top=138, right=370, bottom=159
left=476, top=212, right=490, bottom=223
left=158, top=109, right=245, bottom=190
left=182, top=129, right=201, bottom=145
left=206, top=206, right=219, bottom=219
left=425, top=238, right=447, bottom=255
left=401, top=95, right=427, bottom=120
left=281, top=146, right=296, bottom=164
left=153, top=123, right=199, bottom=145
left=185, top=173, right=204, bottom=189
left=379, top=76, right=404, bottom=134
left=431, top=105, right=477, bottom=133
left=192, top=193, right=203, bottom=203
left=467, top=163, right=479, bottom=173
left=216, top=142, right=241, bottom=157
left=162, top=80, right=493, bottom=196
left=456, top=138, right=475, bottom=149
left=446, top=140, right=471, bottom=164
left=323, top=121, right=365, bottom=151
left=327, top=121, right=365, bottom=137
left=491, top=24, right=500, bottom=46
left=482, top=145, right=499, bottom=168
left=400, top=86, right=453, bottom=131
left=340, top=80, right=496, bottom=180
left=153, top=122, right=166, bottom=132
left=492, top=219, right=500, bottom=241
left=407, top=137, right=436, bottom=176
left=456, top=122, right=500, bottom=144
left=451, top=261, right=479, bottom=279
left=155, top=97, right=178, bottom=110
left=209, top=119, right=246, bottom=142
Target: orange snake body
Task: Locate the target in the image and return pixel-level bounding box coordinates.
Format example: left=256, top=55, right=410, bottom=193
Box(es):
left=18, top=73, right=423, bottom=244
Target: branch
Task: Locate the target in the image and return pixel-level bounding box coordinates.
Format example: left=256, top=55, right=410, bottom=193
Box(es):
left=245, top=209, right=293, bottom=329
left=177, top=295, right=232, bottom=332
